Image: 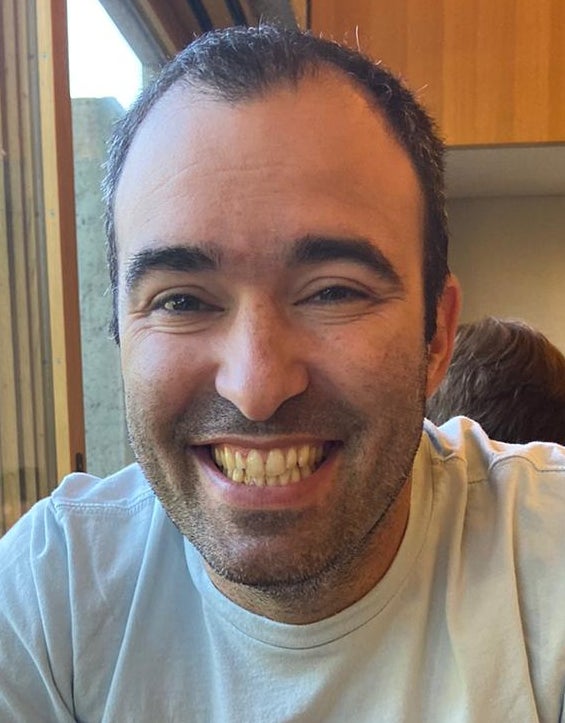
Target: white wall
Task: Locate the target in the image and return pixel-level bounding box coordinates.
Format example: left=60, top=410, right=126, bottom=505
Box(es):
left=447, top=195, right=565, bottom=352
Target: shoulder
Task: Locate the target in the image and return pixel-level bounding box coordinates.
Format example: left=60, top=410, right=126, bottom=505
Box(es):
left=424, top=415, right=565, bottom=491
left=51, top=462, right=155, bottom=512
left=0, top=462, right=180, bottom=648
left=0, top=464, right=166, bottom=599
left=422, top=416, right=565, bottom=589
left=0, top=463, right=156, bottom=568
left=422, top=417, right=565, bottom=712
left=0, top=466, right=184, bottom=717
left=423, top=416, right=565, bottom=613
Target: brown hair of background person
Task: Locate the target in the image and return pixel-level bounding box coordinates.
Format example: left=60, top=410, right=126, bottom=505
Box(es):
left=427, top=317, right=565, bottom=445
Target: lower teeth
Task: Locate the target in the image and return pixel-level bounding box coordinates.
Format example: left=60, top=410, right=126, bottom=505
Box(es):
left=224, top=463, right=314, bottom=486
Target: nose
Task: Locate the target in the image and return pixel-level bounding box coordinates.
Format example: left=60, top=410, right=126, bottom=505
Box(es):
left=214, top=303, right=309, bottom=421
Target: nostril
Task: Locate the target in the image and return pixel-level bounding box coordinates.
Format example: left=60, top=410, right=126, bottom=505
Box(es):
left=214, top=323, right=310, bottom=421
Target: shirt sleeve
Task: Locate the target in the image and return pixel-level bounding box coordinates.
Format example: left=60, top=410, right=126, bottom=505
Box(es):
left=0, top=500, right=75, bottom=722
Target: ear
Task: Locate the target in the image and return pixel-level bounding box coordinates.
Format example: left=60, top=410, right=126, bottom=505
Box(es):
left=426, top=274, right=462, bottom=397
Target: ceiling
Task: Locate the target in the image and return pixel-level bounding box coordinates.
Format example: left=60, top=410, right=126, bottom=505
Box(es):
left=445, top=144, right=565, bottom=199
left=101, top=2, right=563, bottom=202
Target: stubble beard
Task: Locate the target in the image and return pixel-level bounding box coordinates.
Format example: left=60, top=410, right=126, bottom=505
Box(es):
left=125, top=357, right=428, bottom=606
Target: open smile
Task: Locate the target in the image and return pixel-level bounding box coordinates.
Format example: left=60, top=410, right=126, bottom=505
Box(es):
left=209, top=441, right=335, bottom=486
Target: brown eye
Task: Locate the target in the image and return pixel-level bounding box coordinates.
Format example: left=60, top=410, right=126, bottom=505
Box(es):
left=158, top=294, right=221, bottom=313
left=302, top=286, right=369, bottom=304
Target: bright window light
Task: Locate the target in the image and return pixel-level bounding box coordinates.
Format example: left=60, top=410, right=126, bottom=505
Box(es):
left=67, top=0, right=142, bottom=109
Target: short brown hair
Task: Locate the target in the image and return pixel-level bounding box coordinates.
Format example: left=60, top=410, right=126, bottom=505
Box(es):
left=103, top=24, right=449, bottom=344
left=426, top=317, right=565, bottom=445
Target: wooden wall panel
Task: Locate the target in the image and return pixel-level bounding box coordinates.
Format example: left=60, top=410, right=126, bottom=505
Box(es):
left=37, top=0, right=86, bottom=479
left=310, top=0, right=565, bottom=146
left=290, top=0, right=309, bottom=27
left=0, top=0, right=60, bottom=532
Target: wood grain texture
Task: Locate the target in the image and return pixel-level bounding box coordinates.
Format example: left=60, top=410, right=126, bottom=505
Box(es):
left=291, top=0, right=309, bottom=27
left=310, top=0, right=565, bottom=145
left=138, top=0, right=201, bottom=53
left=0, top=0, right=24, bottom=531
left=0, top=0, right=62, bottom=532
left=37, top=0, right=86, bottom=481
left=9, top=0, right=39, bottom=515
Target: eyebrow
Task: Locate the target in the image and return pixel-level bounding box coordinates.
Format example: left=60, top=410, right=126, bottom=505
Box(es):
left=123, top=235, right=403, bottom=293
left=124, top=245, right=219, bottom=292
left=290, top=235, right=403, bottom=288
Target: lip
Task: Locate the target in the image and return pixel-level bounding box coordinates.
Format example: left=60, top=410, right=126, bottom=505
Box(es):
left=191, top=441, right=341, bottom=510
left=193, top=434, right=331, bottom=448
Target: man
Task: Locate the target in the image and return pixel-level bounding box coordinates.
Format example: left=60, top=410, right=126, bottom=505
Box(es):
left=1, top=25, right=564, bottom=722
left=427, top=316, right=565, bottom=444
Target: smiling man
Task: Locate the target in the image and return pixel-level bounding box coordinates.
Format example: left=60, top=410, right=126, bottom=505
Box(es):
left=115, top=65, right=457, bottom=625
left=1, top=25, right=564, bottom=723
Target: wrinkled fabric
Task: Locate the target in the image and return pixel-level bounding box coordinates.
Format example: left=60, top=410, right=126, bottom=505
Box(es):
left=1, top=418, right=564, bottom=722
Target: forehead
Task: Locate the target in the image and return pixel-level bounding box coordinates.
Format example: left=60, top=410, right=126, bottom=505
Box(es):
left=114, top=71, right=423, bottom=270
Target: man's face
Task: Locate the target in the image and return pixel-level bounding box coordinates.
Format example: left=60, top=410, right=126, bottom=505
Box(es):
left=116, top=72, right=449, bottom=600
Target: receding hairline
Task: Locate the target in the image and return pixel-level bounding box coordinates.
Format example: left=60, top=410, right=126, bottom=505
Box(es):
left=138, top=60, right=402, bottom=138
left=114, top=64, right=425, bottom=258
left=103, top=24, right=449, bottom=344
left=115, top=62, right=422, bottom=205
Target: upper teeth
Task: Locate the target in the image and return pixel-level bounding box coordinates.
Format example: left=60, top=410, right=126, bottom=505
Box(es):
left=212, top=443, right=325, bottom=486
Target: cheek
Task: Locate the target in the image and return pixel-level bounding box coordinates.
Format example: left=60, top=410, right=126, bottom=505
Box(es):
left=323, top=312, right=422, bottom=361
left=121, top=333, right=211, bottom=413
left=316, top=323, right=426, bottom=408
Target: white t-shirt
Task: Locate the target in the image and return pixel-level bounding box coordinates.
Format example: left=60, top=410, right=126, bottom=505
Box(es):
left=1, top=418, right=564, bottom=722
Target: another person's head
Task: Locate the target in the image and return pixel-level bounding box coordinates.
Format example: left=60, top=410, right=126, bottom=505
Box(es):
left=427, top=317, right=565, bottom=445
left=103, top=24, right=460, bottom=617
